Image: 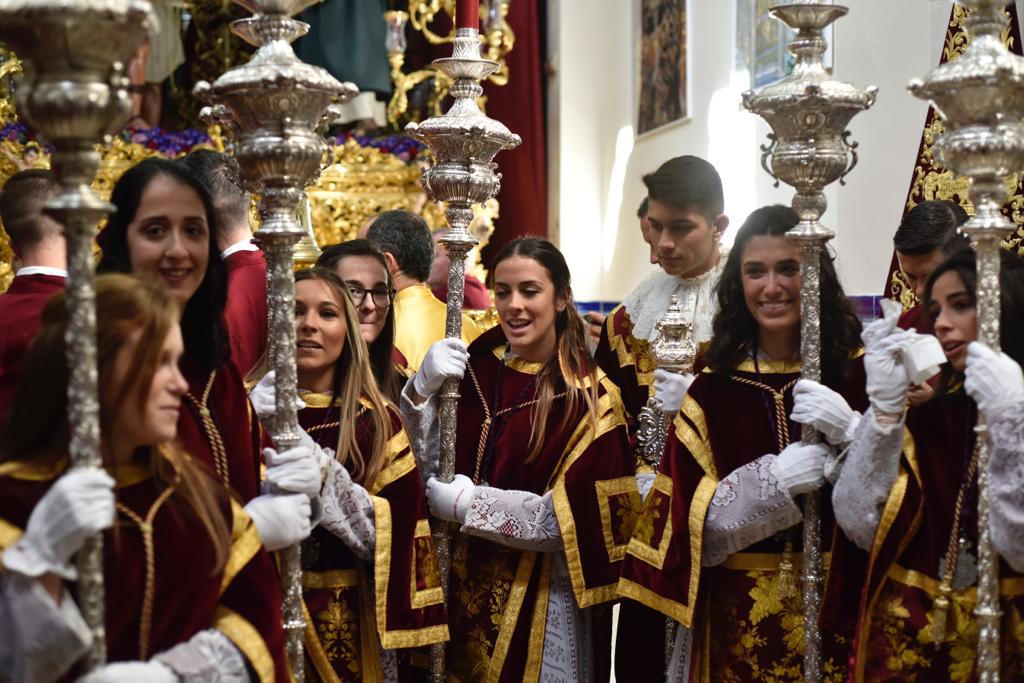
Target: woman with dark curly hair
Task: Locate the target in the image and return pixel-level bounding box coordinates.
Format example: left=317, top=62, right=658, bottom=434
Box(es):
left=619, top=204, right=868, bottom=681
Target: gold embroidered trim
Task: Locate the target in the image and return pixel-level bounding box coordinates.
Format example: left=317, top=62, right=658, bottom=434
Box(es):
left=489, top=344, right=545, bottom=374
left=302, top=568, right=359, bottom=589
left=721, top=551, right=833, bottom=571
left=369, top=448, right=414, bottom=496
left=522, top=552, right=551, bottom=683
left=606, top=306, right=656, bottom=387
left=221, top=500, right=262, bottom=594
left=732, top=357, right=802, bottom=374
left=486, top=551, right=537, bottom=682
left=676, top=400, right=717, bottom=479
left=854, top=429, right=923, bottom=683
left=214, top=606, right=276, bottom=683
left=409, top=519, right=444, bottom=609
left=0, top=518, right=23, bottom=552
left=595, top=476, right=641, bottom=562
left=623, top=472, right=675, bottom=569
left=887, top=563, right=1024, bottom=599
left=0, top=457, right=66, bottom=480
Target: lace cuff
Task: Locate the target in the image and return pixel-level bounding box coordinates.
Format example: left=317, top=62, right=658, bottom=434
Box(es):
left=831, top=407, right=904, bottom=551
left=400, top=377, right=440, bottom=484
left=461, top=487, right=563, bottom=552
left=636, top=471, right=655, bottom=503
left=987, top=409, right=1024, bottom=572
left=701, top=453, right=803, bottom=567
left=0, top=573, right=91, bottom=683
left=318, top=459, right=376, bottom=561
left=155, top=629, right=249, bottom=683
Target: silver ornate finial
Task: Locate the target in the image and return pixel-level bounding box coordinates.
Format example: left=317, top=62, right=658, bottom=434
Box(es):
left=0, top=0, right=156, bottom=670
left=909, top=2, right=1024, bottom=679
left=742, top=5, right=877, bottom=680
left=194, top=1, right=356, bottom=678
left=651, top=294, right=698, bottom=374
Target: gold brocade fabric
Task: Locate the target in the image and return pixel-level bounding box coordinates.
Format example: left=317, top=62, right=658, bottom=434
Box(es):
left=392, top=283, right=482, bottom=371
left=889, top=4, right=1024, bottom=305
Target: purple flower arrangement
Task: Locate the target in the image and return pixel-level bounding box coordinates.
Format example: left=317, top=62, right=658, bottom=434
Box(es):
left=120, top=125, right=212, bottom=158
left=331, top=130, right=424, bottom=162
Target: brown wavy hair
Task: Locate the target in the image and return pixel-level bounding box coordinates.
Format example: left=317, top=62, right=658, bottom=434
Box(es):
left=491, top=238, right=600, bottom=462
left=0, top=273, right=231, bottom=573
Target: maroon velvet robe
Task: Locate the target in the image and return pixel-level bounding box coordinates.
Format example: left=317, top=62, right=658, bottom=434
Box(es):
left=224, top=248, right=268, bottom=377
left=445, top=325, right=638, bottom=683
left=826, top=388, right=1024, bottom=682
left=297, top=395, right=448, bottom=682
left=619, top=356, right=868, bottom=682
left=0, top=273, right=65, bottom=422
left=0, top=451, right=289, bottom=682
left=178, top=355, right=263, bottom=503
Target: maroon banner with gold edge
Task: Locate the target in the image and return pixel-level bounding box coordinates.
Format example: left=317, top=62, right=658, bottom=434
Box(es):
left=885, top=4, right=1024, bottom=307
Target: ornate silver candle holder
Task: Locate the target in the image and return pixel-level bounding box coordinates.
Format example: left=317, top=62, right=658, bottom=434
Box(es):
left=742, top=4, right=876, bottom=681
left=0, top=0, right=155, bottom=669
left=195, top=1, right=356, bottom=677
left=405, top=26, right=520, bottom=680
left=909, top=3, right=1024, bottom=678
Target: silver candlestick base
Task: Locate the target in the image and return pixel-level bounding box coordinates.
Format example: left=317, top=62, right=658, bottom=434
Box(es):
left=910, top=3, right=1024, bottom=679
left=195, top=2, right=356, bottom=679
left=405, top=26, right=520, bottom=682
left=0, top=0, right=155, bottom=670
left=742, top=4, right=876, bottom=682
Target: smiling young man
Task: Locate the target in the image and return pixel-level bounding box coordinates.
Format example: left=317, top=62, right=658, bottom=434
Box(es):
left=594, top=155, right=729, bottom=682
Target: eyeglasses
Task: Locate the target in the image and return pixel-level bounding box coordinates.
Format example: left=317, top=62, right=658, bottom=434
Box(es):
left=346, top=284, right=394, bottom=309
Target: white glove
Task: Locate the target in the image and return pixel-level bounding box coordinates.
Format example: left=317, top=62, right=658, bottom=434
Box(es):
left=249, top=371, right=306, bottom=421
left=790, top=379, right=861, bottom=446
left=965, top=341, right=1024, bottom=418
left=3, top=469, right=115, bottom=580
left=425, top=474, right=475, bottom=523
left=264, top=445, right=322, bottom=499
left=413, top=338, right=469, bottom=398
left=244, top=493, right=312, bottom=551
left=76, top=661, right=178, bottom=683
left=652, top=369, right=695, bottom=414
left=864, top=328, right=917, bottom=416
left=769, top=441, right=833, bottom=497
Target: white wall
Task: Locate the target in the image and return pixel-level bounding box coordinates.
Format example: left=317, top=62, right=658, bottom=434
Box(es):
left=549, top=0, right=979, bottom=302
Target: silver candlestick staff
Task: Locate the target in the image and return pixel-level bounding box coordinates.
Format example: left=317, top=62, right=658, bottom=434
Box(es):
left=634, top=294, right=696, bottom=675
left=405, top=26, right=521, bottom=681
left=195, top=1, right=356, bottom=678
left=742, top=4, right=876, bottom=681
left=910, top=3, right=1024, bottom=679
left=0, top=0, right=154, bottom=670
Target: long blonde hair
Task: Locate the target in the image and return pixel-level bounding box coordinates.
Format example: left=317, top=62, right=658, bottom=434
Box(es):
left=294, top=268, right=394, bottom=487
left=1, top=274, right=231, bottom=573
left=490, top=238, right=600, bottom=462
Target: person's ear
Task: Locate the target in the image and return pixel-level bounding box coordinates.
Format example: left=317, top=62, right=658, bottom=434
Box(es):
left=713, top=214, right=729, bottom=242
left=382, top=251, right=399, bottom=274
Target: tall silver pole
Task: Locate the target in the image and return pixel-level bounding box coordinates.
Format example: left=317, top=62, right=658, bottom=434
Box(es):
left=910, top=3, right=1024, bottom=678
left=0, top=0, right=154, bottom=670
left=743, top=4, right=876, bottom=680
left=405, top=28, right=520, bottom=681
left=195, top=2, right=356, bottom=677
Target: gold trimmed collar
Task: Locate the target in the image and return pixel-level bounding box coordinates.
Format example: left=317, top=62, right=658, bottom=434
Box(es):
left=0, top=457, right=150, bottom=488
left=298, top=391, right=375, bottom=411
left=489, top=344, right=546, bottom=374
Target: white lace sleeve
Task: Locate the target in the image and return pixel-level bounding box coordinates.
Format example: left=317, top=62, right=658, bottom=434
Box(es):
left=0, top=573, right=91, bottom=683
left=399, top=376, right=439, bottom=484
left=154, top=628, right=250, bottom=683
left=831, top=407, right=904, bottom=551
left=988, top=409, right=1024, bottom=572
left=318, top=458, right=376, bottom=562
left=701, top=453, right=803, bottom=567
left=461, top=486, right=563, bottom=552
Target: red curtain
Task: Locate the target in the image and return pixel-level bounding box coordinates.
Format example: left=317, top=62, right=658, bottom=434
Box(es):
left=479, top=0, right=548, bottom=268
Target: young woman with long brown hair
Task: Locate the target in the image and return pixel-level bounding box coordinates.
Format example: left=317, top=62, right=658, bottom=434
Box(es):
left=96, top=157, right=315, bottom=553
left=250, top=268, right=447, bottom=681
left=0, top=274, right=288, bottom=682
left=403, top=237, right=636, bottom=681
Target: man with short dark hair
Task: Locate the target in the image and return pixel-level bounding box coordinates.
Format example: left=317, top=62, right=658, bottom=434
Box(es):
left=181, top=149, right=267, bottom=375
left=594, top=155, right=730, bottom=682
left=0, top=169, right=66, bottom=417
left=366, top=210, right=481, bottom=370
left=894, top=199, right=969, bottom=303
